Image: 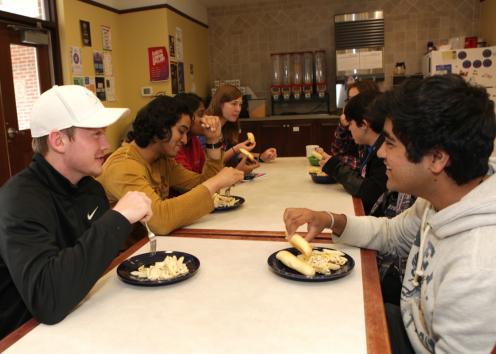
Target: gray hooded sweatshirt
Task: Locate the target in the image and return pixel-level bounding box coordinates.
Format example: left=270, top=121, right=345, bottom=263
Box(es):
left=334, top=159, right=496, bottom=354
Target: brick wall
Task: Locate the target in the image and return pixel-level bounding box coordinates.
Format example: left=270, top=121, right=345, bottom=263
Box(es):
left=11, top=44, right=40, bottom=131
left=207, top=0, right=481, bottom=109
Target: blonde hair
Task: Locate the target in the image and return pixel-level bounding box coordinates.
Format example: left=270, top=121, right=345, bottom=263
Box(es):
left=31, top=127, right=75, bottom=155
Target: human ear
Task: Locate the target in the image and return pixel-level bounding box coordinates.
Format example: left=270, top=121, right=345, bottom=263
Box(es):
left=47, top=130, right=67, bottom=153
left=429, top=149, right=450, bottom=174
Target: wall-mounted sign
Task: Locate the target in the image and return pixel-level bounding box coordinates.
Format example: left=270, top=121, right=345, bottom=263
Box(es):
left=80, top=20, right=91, bottom=46
left=148, top=47, right=169, bottom=82
left=101, top=25, right=112, bottom=51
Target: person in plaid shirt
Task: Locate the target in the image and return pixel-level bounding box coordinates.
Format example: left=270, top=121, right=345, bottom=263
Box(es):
left=331, top=80, right=380, bottom=170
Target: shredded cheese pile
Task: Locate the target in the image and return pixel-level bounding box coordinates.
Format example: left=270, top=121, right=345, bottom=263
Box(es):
left=131, top=255, right=189, bottom=281
left=297, top=249, right=348, bottom=275
left=213, top=193, right=237, bottom=208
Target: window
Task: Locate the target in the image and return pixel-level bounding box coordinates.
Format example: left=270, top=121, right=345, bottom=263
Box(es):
left=0, top=0, right=47, bottom=20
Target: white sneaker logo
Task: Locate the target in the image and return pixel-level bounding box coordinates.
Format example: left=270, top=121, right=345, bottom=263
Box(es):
left=87, top=206, right=99, bottom=220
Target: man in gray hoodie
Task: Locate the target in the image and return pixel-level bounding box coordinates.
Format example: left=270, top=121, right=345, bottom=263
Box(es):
left=284, top=74, right=496, bottom=354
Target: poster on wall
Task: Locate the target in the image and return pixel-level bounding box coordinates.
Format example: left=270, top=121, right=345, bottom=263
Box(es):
left=103, top=52, right=113, bottom=76
left=101, top=25, right=112, bottom=50
left=70, top=47, right=83, bottom=75
left=105, top=77, right=116, bottom=101
left=95, top=77, right=106, bottom=100
left=175, top=27, right=183, bottom=61
left=168, top=35, right=176, bottom=58
left=171, top=61, right=178, bottom=94
left=178, top=62, right=185, bottom=93
left=84, top=76, right=96, bottom=94
left=73, top=76, right=85, bottom=86
left=148, top=47, right=169, bottom=82
left=80, top=20, right=92, bottom=46
left=93, top=50, right=104, bottom=75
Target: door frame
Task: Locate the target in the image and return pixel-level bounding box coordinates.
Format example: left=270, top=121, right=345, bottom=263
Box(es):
left=0, top=3, right=62, bottom=185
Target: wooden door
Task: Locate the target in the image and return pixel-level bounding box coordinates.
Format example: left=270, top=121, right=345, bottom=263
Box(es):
left=0, top=23, right=52, bottom=185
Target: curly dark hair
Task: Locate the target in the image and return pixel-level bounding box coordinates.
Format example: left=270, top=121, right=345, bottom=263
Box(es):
left=388, top=74, right=496, bottom=185
left=127, top=95, right=191, bottom=148
left=343, top=91, right=382, bottom=132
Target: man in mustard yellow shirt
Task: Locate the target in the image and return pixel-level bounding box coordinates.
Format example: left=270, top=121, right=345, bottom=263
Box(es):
left=98, top=95, right=243, bottom=235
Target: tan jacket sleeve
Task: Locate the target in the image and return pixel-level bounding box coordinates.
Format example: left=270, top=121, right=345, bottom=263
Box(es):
left=99, top=157, right=217, bottom=235
left=168, top=154, right=223, bottom=193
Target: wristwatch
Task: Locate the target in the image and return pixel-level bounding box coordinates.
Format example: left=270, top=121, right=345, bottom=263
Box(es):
left=205, top=140, right=223, bottom=149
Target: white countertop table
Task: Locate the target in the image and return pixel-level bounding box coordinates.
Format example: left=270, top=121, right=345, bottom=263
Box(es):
left=180, top=157, right=358, bottom=234
left=4, top=237, right=366, bottom=354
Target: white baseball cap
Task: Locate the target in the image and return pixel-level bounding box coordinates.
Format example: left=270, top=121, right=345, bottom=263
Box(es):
left=30, top=85, right=130, bottom=137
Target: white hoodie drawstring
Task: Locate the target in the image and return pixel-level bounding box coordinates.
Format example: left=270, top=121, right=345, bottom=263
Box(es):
left=413, top=205, right=432, bottom=287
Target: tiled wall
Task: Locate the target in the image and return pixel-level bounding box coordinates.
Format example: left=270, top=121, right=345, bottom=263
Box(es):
left=207, top=0, right=480, bottom=111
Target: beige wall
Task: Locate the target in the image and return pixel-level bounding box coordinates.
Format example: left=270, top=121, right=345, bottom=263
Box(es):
left=480, top=0, right=496, bottom=46
left=207, top=0, right=481, bottom=109
left=56, top=1, right=210, bottom=151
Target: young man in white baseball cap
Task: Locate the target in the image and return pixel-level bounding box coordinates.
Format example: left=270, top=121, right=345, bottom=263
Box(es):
left=0, top=85, right=153, bottom=339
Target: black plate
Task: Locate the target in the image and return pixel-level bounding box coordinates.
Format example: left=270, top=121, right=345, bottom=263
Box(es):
left=213, top=195, right=245, bottom=212
left=309, top=172, right=336, bottom=184
left=267, top=247, right=354, bottom=282
left=117, top=251, right=200, bottom=286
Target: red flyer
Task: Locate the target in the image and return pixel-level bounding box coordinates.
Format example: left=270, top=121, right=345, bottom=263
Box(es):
left=148, top=47, right=169, bottom=82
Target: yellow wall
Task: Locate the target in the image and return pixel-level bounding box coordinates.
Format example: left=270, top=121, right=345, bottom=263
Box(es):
left=167, top=11, right=210, bottom=96
left=56, top=1, right=209, bottom=151
left=480, top=0, right=496, bottom=46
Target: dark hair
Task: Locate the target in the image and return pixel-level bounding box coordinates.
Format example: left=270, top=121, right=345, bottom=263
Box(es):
left=127, top=95, right=191, bottom=148
left=348, top=80, right=380, bottom=96
left=174, top=92, right=203, bottom=117
left=344, top=91, right=382, bottom=132
left=175, top=93, right=204, bottom=147
left=365, top=91, right=390, bottom=133
left=388, top=74, right=496, bottom=185
left=206, top=85, right=242, bottom=145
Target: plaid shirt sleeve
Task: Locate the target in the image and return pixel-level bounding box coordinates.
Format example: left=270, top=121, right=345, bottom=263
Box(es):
left=330, top=124, right=364, bottom=170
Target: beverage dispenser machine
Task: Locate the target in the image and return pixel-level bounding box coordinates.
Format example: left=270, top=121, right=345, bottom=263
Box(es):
left=281, top=53, right=291, bottom=100
left=270, top=53, right=282, bottom=100
left=314, top=50, right=327, bottom=98
left=303, top=51, right=314, bottom=99
left=291, top=52, right=303, bottom=99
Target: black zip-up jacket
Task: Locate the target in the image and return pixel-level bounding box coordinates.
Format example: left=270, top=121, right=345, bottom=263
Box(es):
left=0, top=154, right=132, bottom=339
left=322, top=135, right=387, bottom=214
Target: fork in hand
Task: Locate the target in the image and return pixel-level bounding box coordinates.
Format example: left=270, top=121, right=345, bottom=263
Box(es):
left=144, top=222, right=157, bottom=255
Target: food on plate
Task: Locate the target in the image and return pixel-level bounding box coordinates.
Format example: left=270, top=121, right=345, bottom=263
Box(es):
left=288, top=233, right=313, bottom=258
left=247, top=132, right=256, bottom=144
left=276, top=250, right=316, bottom=277
left=213, top=193, right=237, bottom=208
left=239, top=147, right=256, bottom=162
left=297, top=249, right=348, bottom=275
left=130, top=255, right=189, bottom=281
left=308, top=166, right=321, bottom=174
left=311, top=150, right=323, bottom=160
